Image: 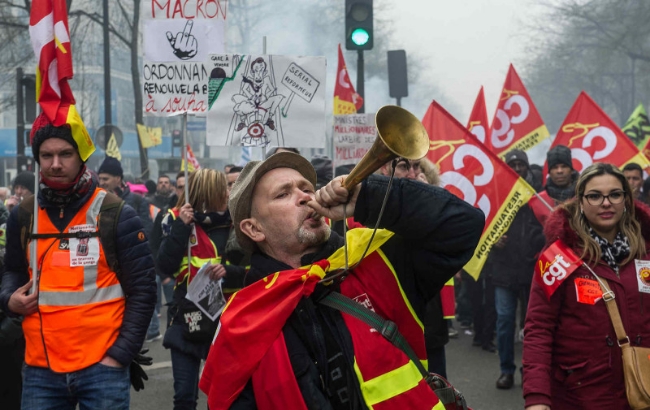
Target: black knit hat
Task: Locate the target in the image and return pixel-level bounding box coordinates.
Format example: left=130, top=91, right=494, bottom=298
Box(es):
left=13, top=172, right=35, bottom=193
left=547, top=145, right=573, bottom=170
left=30, top=112, right=79, bottom=163
left=97, top=156, right=123, bottom=178
left=504, top=149, right=529, bottom=167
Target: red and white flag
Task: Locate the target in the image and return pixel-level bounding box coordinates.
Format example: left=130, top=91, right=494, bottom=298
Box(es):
left=546, top=91, right=650, bottom=175
left=181, top=144, right=201, bottom=172
left=534, top=240, right=582, bottom=300
left=488, top=64, right=550, bottom=158
left=423, top=100, right=536, bottom=279
left=333, top=44, right=363, bottom=115
left=467, top=86, right=489, bottom=145
left=29, top=0, right=94, bottom=161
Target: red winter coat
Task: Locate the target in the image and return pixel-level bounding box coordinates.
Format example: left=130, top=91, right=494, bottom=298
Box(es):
left=523, top=201, right=650, bottom=410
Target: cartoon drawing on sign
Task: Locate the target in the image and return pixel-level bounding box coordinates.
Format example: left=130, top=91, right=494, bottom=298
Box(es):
left=207, top=54, right=326, bottom=148
left=227, top=56, right=286, bottom=147
left=166, top=20, right=198, bottom=60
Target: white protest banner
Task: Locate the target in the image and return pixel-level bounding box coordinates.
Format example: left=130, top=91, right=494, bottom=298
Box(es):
left=205, top=54, right=326, bottom=148
left=333, top=113, right=376, bottom=167
left=142, top=0, right=228, bottom=116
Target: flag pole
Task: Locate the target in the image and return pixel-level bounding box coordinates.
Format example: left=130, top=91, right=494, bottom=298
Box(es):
left=183, top=112, right=191, bottom=264
left=30, top=161, right=39, bottom=295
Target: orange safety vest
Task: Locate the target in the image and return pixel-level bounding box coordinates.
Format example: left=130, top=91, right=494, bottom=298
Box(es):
left=24, top=188, right=125, bottom=373
left=251, top=246, right=445, bottom=410
left=169, top=209, right=221, bottom=286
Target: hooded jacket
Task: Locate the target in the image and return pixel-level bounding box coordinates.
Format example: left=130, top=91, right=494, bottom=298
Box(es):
left=523, top=201, right=650, bottom=409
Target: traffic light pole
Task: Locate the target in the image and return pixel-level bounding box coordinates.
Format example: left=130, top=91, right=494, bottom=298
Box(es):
left=357, top=50, right=365, bottom=114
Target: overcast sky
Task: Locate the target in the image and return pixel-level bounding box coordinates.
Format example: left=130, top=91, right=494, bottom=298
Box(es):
left=383, top=0, right=539, bottom=123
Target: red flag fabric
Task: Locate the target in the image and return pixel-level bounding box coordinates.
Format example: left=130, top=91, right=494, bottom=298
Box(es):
left=29, top=0, right=94, bottom=161
left=488, top=64, right=550, bottom=157
left=199, top=260, right=328, bottom=409
left=333, top=44, right=363, bottom=115
left=467, top=86, right=489, bottom=145
left=423, top=101, right=535, bottom=279
left=181, top=144, right=201, bottom=172
left=534, top=240, right=582, bottom=300
left=546, top=91, right=650, bottom=175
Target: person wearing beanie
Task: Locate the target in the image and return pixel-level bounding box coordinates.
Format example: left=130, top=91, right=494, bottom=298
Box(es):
left=545, top=145, right=578, bottom=203
left=5, top=172, right=35, bottom=213
left=98, top=156, right=153, bottom=236
left=199, top=152, right=484, bottom=409
left=483, top=148, right=546, bottom=390
left=0, top=112, right=156, bottom=408
left=505, top=149, right=543, bottom=192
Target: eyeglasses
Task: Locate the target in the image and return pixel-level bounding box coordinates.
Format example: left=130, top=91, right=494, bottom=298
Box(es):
left=582, top=191, right=625, bottom=206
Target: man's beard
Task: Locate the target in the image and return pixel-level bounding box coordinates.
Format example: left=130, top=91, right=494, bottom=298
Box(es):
left=297, top=223, right=331, bottom=247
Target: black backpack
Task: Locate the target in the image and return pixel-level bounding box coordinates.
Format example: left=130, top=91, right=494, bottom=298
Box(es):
left=17, top=192, right=125, bottom=274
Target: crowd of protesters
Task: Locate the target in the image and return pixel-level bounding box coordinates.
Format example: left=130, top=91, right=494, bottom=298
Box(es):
left=1, top=128, right=650, bottom=409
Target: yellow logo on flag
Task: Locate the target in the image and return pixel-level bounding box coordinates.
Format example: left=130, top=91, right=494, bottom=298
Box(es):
left=136, top=124, right=162, bottom=149
left=106, top=133, right=121, bottom=161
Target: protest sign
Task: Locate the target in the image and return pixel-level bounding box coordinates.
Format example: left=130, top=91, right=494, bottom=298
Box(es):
left=332, top=113, right=376, bottom=168
left=206, top=54, right=326, bottom=148
left=142, top=0, right=228, bottom=116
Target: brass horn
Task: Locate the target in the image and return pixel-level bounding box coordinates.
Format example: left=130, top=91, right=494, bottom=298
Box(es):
left=342, top=105, right=430, bottom=191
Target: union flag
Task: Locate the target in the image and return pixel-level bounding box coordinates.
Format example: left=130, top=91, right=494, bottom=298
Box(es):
left=488, top=64, right=550, bottom=158
left=29, top=0, right=94, bottom=161
left=333, top=44, right=363, bottom=115
left=467, top=86, right=489, bottom=145
left=181, top=144, right=201, bottom=172
left=546, top=91, right=650, bottom=175
left=423, top=101, right=536, bottom=279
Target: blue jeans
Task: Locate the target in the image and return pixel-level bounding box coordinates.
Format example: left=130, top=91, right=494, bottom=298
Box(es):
left=495, top=286, right=518, bottom=374
left=21, top=362, right=130, bottom=410
left=170, top=348, right=201, bottom=410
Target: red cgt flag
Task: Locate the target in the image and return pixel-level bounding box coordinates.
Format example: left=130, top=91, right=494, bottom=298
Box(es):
left=467, top=86, right=489, bottom=145
left=488, top=64, right=550, bottom=158
left=547, top=91, right=650, bottom=175
left=29, top=0, right=94, bottom=161
left=534, top=240, right=582, bottom=300
left=423, top=101, right=535, bottom=279
left=333, top=44, right=363, bottom=115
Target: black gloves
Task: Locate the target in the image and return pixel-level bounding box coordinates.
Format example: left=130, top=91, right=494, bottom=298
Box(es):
left=130, top=348, right=153, bottom=391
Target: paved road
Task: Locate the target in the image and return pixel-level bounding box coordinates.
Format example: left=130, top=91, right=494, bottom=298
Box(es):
left=131, top=315, right=524, bottom=410
left=445, top=324, right=525, bottom=410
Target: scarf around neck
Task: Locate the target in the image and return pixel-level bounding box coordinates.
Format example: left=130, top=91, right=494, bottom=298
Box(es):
left=588, top=227, right=630, bottom=273
left=40, top=165, right=93, bottom=206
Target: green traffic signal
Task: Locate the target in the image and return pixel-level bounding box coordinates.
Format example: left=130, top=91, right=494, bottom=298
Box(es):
left=351, top=28, right=370, bottom=46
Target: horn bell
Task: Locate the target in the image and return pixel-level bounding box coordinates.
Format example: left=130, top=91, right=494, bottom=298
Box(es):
left=343, top=105, right=430, bottom=190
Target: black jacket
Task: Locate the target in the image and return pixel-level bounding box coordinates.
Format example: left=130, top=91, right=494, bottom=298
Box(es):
left=231, top=175, right=485, bottom=409
left=485, top=204, right=545, bottom=289
left=118, top=185, right=154, bottom=236
left=158, top=210, right=246, bottom=360
left=0, top=178, right=157, bottom=367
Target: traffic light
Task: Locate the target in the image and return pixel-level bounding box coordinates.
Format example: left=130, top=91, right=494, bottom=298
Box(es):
left=22, top=74, right=37, bottom=123
left=345, top=0, right=373, bottom=51
left=172, top=130, right=182, bottom=148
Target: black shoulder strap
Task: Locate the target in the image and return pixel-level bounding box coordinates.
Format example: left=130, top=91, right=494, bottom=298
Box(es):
left=17, top=192, right=125, bottom=275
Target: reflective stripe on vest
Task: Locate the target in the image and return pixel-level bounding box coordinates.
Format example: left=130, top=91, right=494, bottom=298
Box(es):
left=24, top=187, right=126, bottom=373
left=170, top=208, right=220, bottom=285
left=38, top=190, right=124, bottom=306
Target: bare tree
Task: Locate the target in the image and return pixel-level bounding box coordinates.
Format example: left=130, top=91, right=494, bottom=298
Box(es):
left=522, top=0, right=650, bottom=131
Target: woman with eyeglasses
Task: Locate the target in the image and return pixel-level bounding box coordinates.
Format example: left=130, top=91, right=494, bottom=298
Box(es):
left=523, top=163, right=650, bottom=410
